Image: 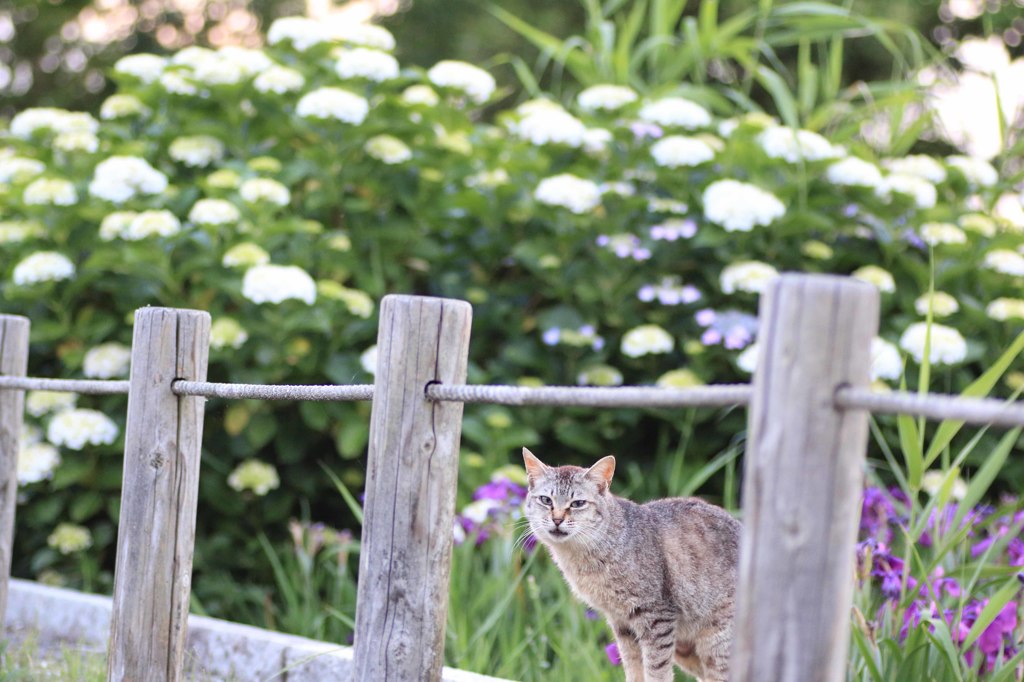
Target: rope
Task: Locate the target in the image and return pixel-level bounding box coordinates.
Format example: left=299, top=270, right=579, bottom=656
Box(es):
left=171, top=381, right=374, bottom=402
left=425, top=383, right=752, bottom=408
left=835, top=386, right=1024, bottom=429
left=0, top=376, right=129, bottom=395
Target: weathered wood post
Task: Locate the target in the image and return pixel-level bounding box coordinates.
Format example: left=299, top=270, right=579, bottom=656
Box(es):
left=731, top=274, right=878, bottom=682
left=353, top=295, right=472, bottom=681
left=107, top=308, right=210, bottom=682
left=0, top=315, right=29, bottom=622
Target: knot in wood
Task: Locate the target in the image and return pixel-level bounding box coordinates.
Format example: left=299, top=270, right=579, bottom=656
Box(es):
left=421, top=436, right=435, bottom=454
left=149, top=450, right=167, bottom=470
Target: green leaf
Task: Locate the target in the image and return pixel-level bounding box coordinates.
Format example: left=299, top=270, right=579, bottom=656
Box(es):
left=320, top=463, right=363, bottom=524
left=897, top=411, right=923, bottom=490
left=924, top=329, right=1024, bottom=467
left=754, top=66, right=799, bottom=128
left=951, top=428, right=1020, bottom=533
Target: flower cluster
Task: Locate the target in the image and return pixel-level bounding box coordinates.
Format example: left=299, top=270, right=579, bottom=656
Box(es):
left=857, top=485, right=1023, bottom=672
left=227, top=459, right=281, bottom=496
left=454, top=467, right=528, bottom=546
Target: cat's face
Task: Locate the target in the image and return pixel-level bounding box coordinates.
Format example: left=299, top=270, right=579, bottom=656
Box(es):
left=522, top=448, right=615, bottom=546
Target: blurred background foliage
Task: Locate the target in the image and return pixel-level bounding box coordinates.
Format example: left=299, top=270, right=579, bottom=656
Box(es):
left=3, top=0, right=1023, bottom=116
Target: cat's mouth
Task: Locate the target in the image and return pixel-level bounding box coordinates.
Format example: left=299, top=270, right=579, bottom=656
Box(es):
left=548, top=528, right=569, bottom=539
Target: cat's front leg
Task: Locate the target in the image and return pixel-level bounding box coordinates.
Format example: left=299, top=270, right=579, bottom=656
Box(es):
left=632, top=612, right=678, bottom=682
left=610, top=622, right=645, bottom=682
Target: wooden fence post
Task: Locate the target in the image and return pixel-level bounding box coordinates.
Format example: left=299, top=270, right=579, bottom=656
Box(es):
left=353, top=295, right=472, bottom=682
left=107, top=308, right=210, bottom=682
left=0, top=315, right=29, bottom=623
left=731, top=274, right=878, bottom=682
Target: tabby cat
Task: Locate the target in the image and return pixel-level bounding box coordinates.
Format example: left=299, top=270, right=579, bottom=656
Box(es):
left=522, top=447, right=740, bottom=682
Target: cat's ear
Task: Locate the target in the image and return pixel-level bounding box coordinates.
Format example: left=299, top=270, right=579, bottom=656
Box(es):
left=586, top=455, right=616, bottom=492
left=522, top=447, right=549, bottom=486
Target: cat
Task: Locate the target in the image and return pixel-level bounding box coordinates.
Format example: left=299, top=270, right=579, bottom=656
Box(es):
left=522, top=447, right=740, bottom=682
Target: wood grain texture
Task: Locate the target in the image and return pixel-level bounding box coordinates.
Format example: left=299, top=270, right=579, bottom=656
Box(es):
left=353, top=295, right=472, bottom=682
left=730, top=274, right=879, bottom=682
left=107, top=308, right=210, bottom=682
left=0, top=315, right=29, bottom=623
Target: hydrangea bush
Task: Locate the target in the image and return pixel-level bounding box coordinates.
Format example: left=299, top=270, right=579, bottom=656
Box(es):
left=2, top=15, right=1023, bottom=613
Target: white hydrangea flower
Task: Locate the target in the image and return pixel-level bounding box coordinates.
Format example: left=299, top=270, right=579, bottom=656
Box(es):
left=364, top=135, right=412, bottom=164
left=960, top=213, right=997, bottom=237
left=169, top=135, right=225, bottom=167
left=577, top=365, right=624, bottom=387
left=851, top=265, right=896, bottom=293
left=401, top=85, right=440, bottom=106
left=333, top=22, right=396, bottom=50
left=267, top=17, right=332, bottom=50
left=83, top=342, right=131, bottom=378
left=53, top=131, right=99, bottom=153
left=983, top=249, right=1024, bottom=275
left=577, top=84, right=638, bottom=112
left=17, top=442, right=61, bottom=485
left=582, top=128, right=613, bottom=154
left=23, top=178, right=77, bottom=205
left=870, top=337, right=903, bottom=381
left=159, top=71, right=198, bottom=96
left=0, top=220, right=43, bottom=244
left=253, top=65, right=305, bottom=94
left=48, top=523, right=92, bottom=554
left=736, top=343, right=759, bottom=374
left=757, top=126, right=843, bottom=162
left=239, top=178, right=290, bottom=206
left=899, top=322, right=967, bottom=365
left=702, top=180, right=785, bottom=232
left=427, top=60, right=496, bottom=104
left=919, top=222, right=967, bottom=247
left=946, top=155, right=998, bottom=187
left=89, top=156, right=168, bottom=203
left=826, top=157, right=884, bottom=187
left=884, top=155, right=947, bottom=183
left=360, top=345, right=378, bottom=375
left=227, top=459, right=280, bottom=495
left=0, top=157, right=45, bottom=183
left=720, top=261, right=779, bottom=294
left=534, top=174, right=602, bottom=214
left=191, top=48, right=268, bottom=85
left=242, top=264, right=316, bottom=304
left=25, top=390, right=77, bottom=417
left=650, top=135, right=715, bottom=167
left=210, top=318, right=249, bottom=349
left=10, top=108, right=99, bottom=138
left=47, top=408, right=119, bottom=450
left=317, top=283, right=374, bottom=318
left=638, top=97, right=712, bottom=129
left=98, top=211, right=136, bottom=240
left=657, top=368, right=703, bottom=388
left=921, top=470, right=968, bottom=500
left=170, top=45, right=215, bottom=68
left=334, top=48, right=399, bottom=82
left=188, top=198, right=240, bottom=225
left=123, top=210, right=181, bottom=240
left=986, top=297, right=1024, bottom=321
left=994, top=192, right=1024, bottom=230
left=876, top=174, right=937, bottom=209
left=223, top=242, right=270, bottom=267
left=512, top=108, right=586, bottom=147
left=12, top=252, right=75, bottom=285
left=296, top=87, right=369, bottom=124
left=914, top=291, right=959, bottom=318
left=100, top=94, right=150, bottom=119
left=114, top=54, right=167, bottom=83
left=465, top=168, right=510, bottom=189
left=516, top=98, right=562, bottom=116
left=621, top=324, right=674, bottom=358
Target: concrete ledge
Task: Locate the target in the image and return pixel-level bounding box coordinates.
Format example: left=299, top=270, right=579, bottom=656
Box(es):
left=5, top=579, right=512, bottom=682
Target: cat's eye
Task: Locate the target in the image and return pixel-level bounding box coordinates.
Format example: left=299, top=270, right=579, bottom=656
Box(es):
left=537, top=495, right=552, bottom=506
left=569, top=500, right=586, bottom=509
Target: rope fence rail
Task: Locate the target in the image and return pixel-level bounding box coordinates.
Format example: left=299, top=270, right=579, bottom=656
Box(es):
left=3, top=375, right=1024, bottom=429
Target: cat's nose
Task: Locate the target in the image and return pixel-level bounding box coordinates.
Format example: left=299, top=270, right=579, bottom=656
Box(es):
left=552, top=517, right=564, bottom=527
